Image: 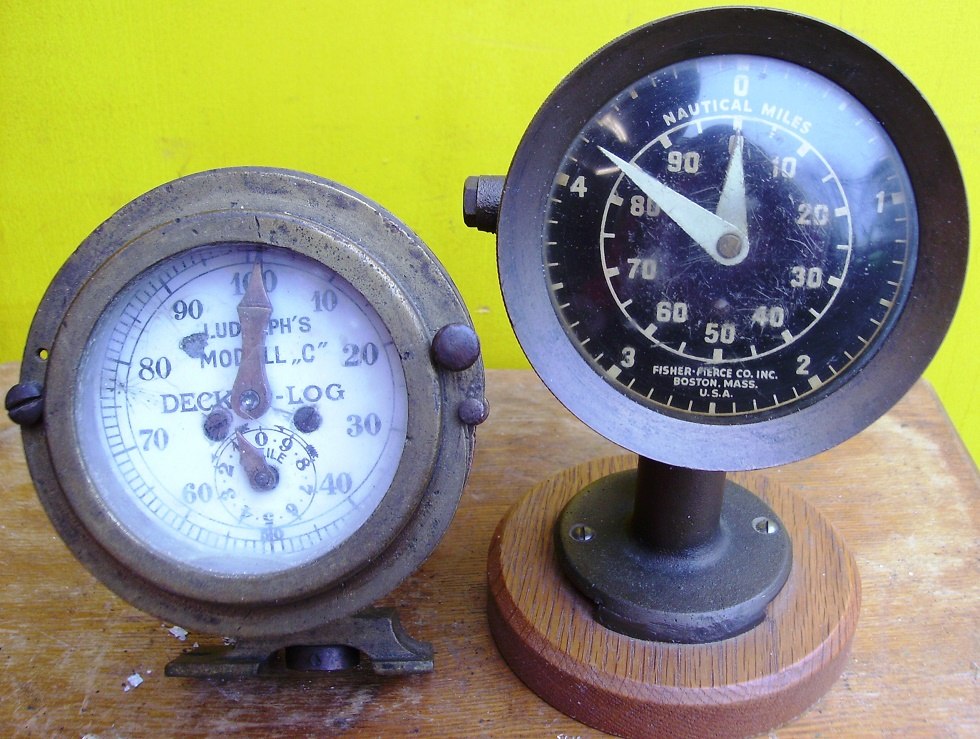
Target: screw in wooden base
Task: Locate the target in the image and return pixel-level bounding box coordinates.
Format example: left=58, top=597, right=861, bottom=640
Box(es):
left=487, top=456, right=860, bottom=739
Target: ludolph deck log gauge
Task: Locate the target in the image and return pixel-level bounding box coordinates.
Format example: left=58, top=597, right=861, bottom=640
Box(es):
left=8, top=167, right=487, bottom=676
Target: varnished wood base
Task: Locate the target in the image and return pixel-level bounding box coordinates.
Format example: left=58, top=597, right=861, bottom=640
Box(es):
left=487, top=456, right=861, bottom=739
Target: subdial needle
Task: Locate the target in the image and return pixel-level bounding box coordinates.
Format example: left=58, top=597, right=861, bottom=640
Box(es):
left=236, top=431, right=279, bottom=492
left=231, top=262, right=273, bottom=419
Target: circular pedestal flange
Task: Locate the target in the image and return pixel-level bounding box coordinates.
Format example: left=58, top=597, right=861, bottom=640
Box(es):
left=556, top=472, right=792, bottom=643
left=487, top=456, right=860, bottom=739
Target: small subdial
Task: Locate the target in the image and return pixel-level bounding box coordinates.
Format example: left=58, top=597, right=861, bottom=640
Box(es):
left=213, top=425, right=318, bottom=530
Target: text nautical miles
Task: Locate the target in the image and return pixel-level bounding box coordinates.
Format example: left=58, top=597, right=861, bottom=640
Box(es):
left=760, top=103, right=812, bottom=134
left=661, top=98, right=753, bottom=126
left=660, top=100, right=812, bottom=134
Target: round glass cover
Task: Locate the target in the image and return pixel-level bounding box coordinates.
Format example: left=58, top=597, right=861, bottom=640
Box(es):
left=543, top=54, right=917, bottom=420
left=75, top=243, right=408, bottom=576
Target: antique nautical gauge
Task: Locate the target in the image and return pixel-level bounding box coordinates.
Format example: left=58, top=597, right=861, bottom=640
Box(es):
left=465, top=8, right=966, bottom=737
left=7, top=167, right=487, bottom=675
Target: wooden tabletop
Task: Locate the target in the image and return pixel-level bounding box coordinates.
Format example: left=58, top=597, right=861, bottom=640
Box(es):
left=1, top=362, right=977, bottom=736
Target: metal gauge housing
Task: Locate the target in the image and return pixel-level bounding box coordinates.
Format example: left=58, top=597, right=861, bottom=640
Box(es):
left=495, top=8, right=967, bottom=470
left=12, top=168, right=486, bottom=639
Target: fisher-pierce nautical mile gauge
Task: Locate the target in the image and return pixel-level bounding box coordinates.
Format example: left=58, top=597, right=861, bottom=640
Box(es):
left=468, top=7, right=967, bottom=737
left=551, top=53, right=912, bottom=418
left=8, top=168, right=487, bottom=674
left=478, top=7, right=967, bottom=471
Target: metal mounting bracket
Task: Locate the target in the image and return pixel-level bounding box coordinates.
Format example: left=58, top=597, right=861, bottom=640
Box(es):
left=165, top=607, right=433, bottom=678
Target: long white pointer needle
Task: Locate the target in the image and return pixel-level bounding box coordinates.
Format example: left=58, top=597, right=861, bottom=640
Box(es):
left=599, top=146, right=749, bottom=266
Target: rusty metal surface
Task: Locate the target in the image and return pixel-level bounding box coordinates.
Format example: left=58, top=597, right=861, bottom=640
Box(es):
left=15, top=168, right=486, bottom=640
left=166, top=608, right=434, bottom=677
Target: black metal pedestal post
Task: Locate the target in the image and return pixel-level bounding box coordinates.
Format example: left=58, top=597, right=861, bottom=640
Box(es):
left=633, top=458, right=726, bottom=552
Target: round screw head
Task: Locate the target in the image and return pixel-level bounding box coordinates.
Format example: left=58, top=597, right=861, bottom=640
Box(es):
left=203, top=408, right=233, bottom=441
left=238, top=389, right=260, bottom=412
left=5, top=381, right=44, bottom=426
left=569, top=523, right=596, bottom=543
left=458, top=397, right=490, bottom=426
left=753, top=516, right=778, bottom=535
left=293, top=405, right=322, bottom=434
left=252, top=467, right=279, bottom=491
left=717, top=232, right=743, bottom=259
left=431, top=323, right=481, bottom=372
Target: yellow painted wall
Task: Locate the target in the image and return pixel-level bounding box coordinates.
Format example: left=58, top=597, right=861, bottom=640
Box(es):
left=1, top=1, right=976, bottom=462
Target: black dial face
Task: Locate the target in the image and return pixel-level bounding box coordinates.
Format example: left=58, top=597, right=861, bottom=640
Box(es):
left=545, top=54, right=917, bottom=419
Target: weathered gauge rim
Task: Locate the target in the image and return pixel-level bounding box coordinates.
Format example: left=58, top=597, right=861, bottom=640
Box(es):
left=497, top=7, right=967, bottom=470
left=18, top=168, right=483, bottom=637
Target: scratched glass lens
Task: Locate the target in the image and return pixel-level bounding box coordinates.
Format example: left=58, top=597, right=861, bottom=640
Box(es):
left=544, top=54, right=916, bottom=419
left=75, top=243, right=408, bottom=576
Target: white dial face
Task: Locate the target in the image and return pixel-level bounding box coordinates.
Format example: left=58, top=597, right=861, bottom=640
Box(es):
left=76, top=243, right=408, bottom=577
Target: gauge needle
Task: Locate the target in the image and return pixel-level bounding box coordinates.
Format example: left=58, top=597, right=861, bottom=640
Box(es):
left=231, top=262, right=273, bottom=419
left=236, top=431, right=279, bottom=492
left=599, top=146, right=749, bottom=266
left=715, top=133, right=749, bottom=243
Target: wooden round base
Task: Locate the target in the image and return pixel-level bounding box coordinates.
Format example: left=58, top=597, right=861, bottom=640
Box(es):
left=487, top=456, right=861, bottom=739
